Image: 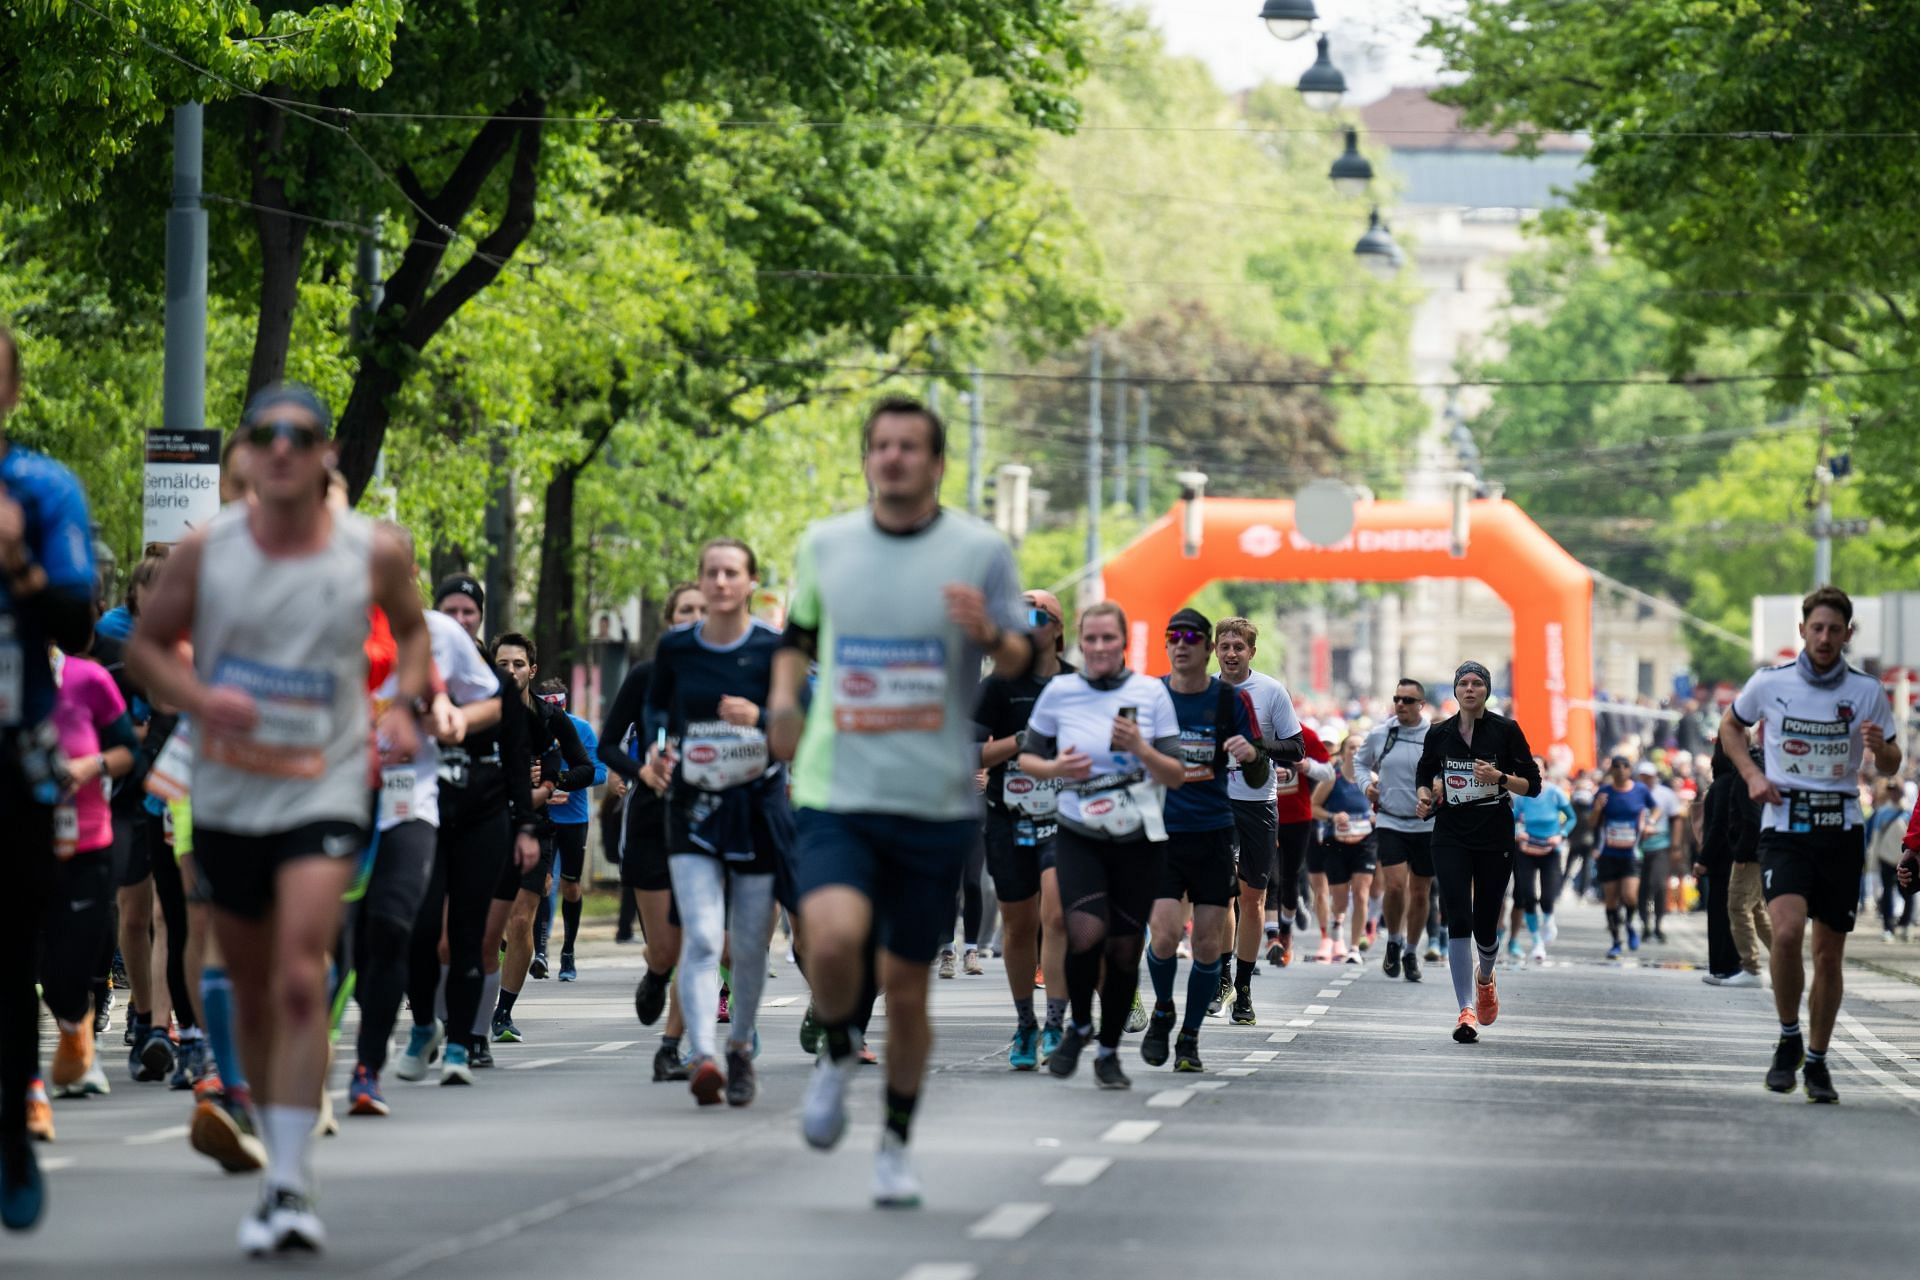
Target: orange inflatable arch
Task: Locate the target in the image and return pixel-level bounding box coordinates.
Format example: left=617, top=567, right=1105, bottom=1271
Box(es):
left=1101, top=497, right=1595, bottom=770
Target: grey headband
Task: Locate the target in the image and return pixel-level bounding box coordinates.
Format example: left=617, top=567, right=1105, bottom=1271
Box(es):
left=1454, top=660, right=1492, bottom=688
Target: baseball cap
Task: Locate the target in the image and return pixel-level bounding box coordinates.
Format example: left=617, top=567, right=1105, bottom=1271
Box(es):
left=1166, top=607, right=1212, bottom=635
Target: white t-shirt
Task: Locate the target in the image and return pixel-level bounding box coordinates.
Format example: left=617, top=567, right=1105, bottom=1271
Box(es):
left=374, top=609, right=501, bottom=831
left=1224, top=671, right=1301, bottom=803
left=1731, top=660, right=1893, bottom=831
left=1025, top=671, right=1178, bottom=838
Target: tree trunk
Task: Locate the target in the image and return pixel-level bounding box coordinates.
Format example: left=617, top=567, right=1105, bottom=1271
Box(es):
left=533, top=465, right=578, bottom=687
left=429, top=542, right=467, bottom=586
left=245, top=96, right=314, bottom=400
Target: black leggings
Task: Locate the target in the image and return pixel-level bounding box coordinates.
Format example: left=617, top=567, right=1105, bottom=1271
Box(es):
left=1513, top=849, right=1562, bottom=914
left=955, top=835, right=986, bottom=946
left=1273, top=821, right=1311, bottom=926
left=3, top=761, right=58, bottom=1154
left=148, top=818, right=197, bottom=1029
left=1430, top=835, right=1513, bottom=950
left=407, top=810, right=511, bottom=1052
left=1055, top=828, right=1161, bottom=1049
left=1639, top=848, right=1672, bottom=931
left=356, top=820, right=437, bottom=1072
left=1881, top=861, right=1917, bottom=931
left=43, top=847, right=115, bottom=1027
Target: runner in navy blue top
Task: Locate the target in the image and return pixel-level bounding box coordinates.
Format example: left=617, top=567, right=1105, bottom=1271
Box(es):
left=1589, top=755, right=1657, bottom=957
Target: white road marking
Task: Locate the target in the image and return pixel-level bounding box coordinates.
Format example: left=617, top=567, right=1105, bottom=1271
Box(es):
left=1304, top=1004, right=1331, bottom=1015
left=1332, top=978, right=1355, bottom=987
left=1099, top=1119, right=1162, bottom=1144
left=1830, top=1040, right=1920, bottom=1115
left=505, top=1057, right=570, bottom=1070
left=1147, top=1089, right=1194, bottom=1108
left=124, top=1125, right=189, bottom=1146
left=1041, top=1156, right=1112, bottom=1186
left=1838, top=1012, right=1920, bottom=1083
left=1185, top=1080, right=1229, bottom=1091
left=1287, top=1018, right=1315, bottom=1028
left=767, top=996, right=799, bottom=1007
left=587, top=1041, right=635, bottom=1053
left=1219, top=1067, right=1258, bottom=1076
left=968, top=1201, right=1054, bottom=1240
left=898, top=1266, right=978, bottom=1280
left=41, top=1156, right=76, bottom=1171
left=1266, top=1031, right=1299, bottom=1044
left=1317, top=989, right=1343, bottom=998
left=1244, top=1051, right=1278, bottom=1062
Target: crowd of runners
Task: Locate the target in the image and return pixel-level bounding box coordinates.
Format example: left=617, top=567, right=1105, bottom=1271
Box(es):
left=4, top=326, right=1919, bottom=1247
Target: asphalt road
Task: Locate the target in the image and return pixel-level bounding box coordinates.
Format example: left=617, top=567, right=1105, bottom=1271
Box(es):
left=11, top=899, right=1920, bottom=1279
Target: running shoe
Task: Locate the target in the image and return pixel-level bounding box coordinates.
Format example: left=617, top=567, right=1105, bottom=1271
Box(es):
left=1093, top=1052, right=1132, bottom=1091
left=1330, top=941, right=1347, bottom=964
left=717, top=987, right=731, bottom=1025
left=1506, top=937, right=1522, bottom=961
left=1365, top=919, right=1378, bottom=946
left=317, top=1088, right=338, bottom=1138
left=530, top=952, right=549, bottom=980
left=1176, top=935, right=1192, bottom=960
left=440, top=1043, right=474, bottom=1086
left=92, top=989, right=111, bottom=1037
left=468, top=1042, right=495, bottom=1070
left=123, top=1012, right=139, bottom=1048
left=24, top=1082, right=53, bottom=1143
left=1453, top=1007, right=1479, bottom=1044
left=651, top=1042, right=687, bottom=1082
left=1721, top=970, right=1762, bottom=988
left=1401, top=951, right=1422, bottom=983
left=799, top=1002, right=822, bottom=1055
left=1765, top=1035, right=1804, bottom=1093
left=1422, top=943, right=1442, bottom=963
left=1382, top=939, right=1402, bottom=979
left=1344, top=952, right=1363, bottom=968
left=937, top=949, right=957, bottom=979
left=1009, top=1023, right=1040, bottom=1071
left=1034, top=965, right=1046, bottom=990
left=634, top=969, right=670, bottom=1026
left=169, top=1037, right=207, bottom=1091
left=133, top=1024, right=174, bottom=1084
left=872, top=1131, right=923, bottom=1208
left=1, top=1143, right=45, bottom=1233
left=1314, top=936, right=1334, bottom=963
left=556, top=951, right=578, bottom=981
left=1544, top=916, right=1559, bottom=945
left=1173, top=1032, right=1203, bottom=1073
left=689, top=1057, right=724, bottom=1106
left=1653, top=929, right=1668, bottom=944
left=1206, top=984, right=1225, bottom=1018
left=802, top=1052, right=855, bottom=1149
left=1278, top=934, right=1294, bottom=967
left=1803, top=1058, right=1839, bottom=1104
left=1626, top=923, right=1640, bottom=952
left=56, top=1064, right=109, bottom=1100
left=1039, top=1022, right=1064, bottom=1064
left=1047, top=1024, right=1089, bottom=1079
left=49, top=1025, right=91, bottom=1093
left=345, top=1065, right=386, bottom=1117
left=1294, top=907, right=1310, bottom=933
left=858, top=1040, right=879, bottom=1066
left=1217, top=971, right=1233, bottom=1010
left=237, top=1190, right=275, bottom=1255
left=1231, top=988, right=1257, bottom=1026
left=491, top=1011, right=524, bottom=1044
left=1266, top=936, right=1285, bottom=967
left=1606, top=942, right=1622, bottom=960
left=1141, top=1006, right=1176, bottom=1067
left=1475, top=974, right=1499, bottom=1027
left=191, top=1089, right=267, bottom=1172
left=264, top=1185, right=325, bottom=1254
left=1126, top=991, right=1149, bottom=1033
left=964, top=947, right=984, bottom=976
left=395, top=1022, right=444, bottom=1082
left=725, top=1048, right=757, bottom=1107
left=1529, top=940, right=1547, bottom=963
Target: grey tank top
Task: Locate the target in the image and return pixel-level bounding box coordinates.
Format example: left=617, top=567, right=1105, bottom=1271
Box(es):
left=190, top=503, right=374, bottom=834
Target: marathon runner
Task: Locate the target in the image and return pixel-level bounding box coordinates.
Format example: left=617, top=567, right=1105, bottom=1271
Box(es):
left=1720, top=586, right=1899, bottom=1103
left=535, top=678, right=603, bottom=983
left=1019, top=601, right=1184, bottom=1089
left=1413, top=661, right=1541, bottom=1044
left=1139, top=608, right=1267, bottom=1071
left=1353, top=679, right=1434, bottom=982
left=1212, top=617, right=1302, bottom=1021
left=1635, top=760, right=1683, bottom=943
left=1266, top=722, right=1332, bottom=966
left=1312, top=734, right=1376, bottom=968
left=1564, top=768, right=1599, bottom=900
left=1590, top=755, right=1655, bottom=958
left=767, top=395, right=1032, bottom=1207
left=640, top=537, right=791, bottom=1107
left=125, top=383, right=433, bottom=1253
left=973, top=589, right=1073, bottom=1068
left=1511, top=758, right=1575, bottom=962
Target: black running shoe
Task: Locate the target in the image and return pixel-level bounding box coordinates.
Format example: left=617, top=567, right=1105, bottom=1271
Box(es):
left=724, top=1048, right=757, bottom=1107
left=92, top=986, right=112, bottom=1037
left=1140, top=1007, right=1175, bottom=1066
left=1803, top=1058, right=1838, bottom=1104
left=1047, top=1024, right=1089, bottom=1079
left=798, top=1002, right=822, bottom=1055
left=1765, top=1035, right=1804, bottom=1093
left=468, top=1042, right=495, bottom=1069
left=1093, top=1053, right=1131, bottom=1091
left=529, top=952, right=549, bottom=981
left=1402, top=951, right=1422, bottom=983
left=651, top=1042, right=681, bottom=1083
left=1266, top=937, right=1284, bottom=967
left=1382, top=939, right=1402, bottom=980
left=1173, top=1032, right=1203, bottom=1073
left=634, top=969, right=669, bottom=1026
left=1230, top=987, right=1256, bottom=1026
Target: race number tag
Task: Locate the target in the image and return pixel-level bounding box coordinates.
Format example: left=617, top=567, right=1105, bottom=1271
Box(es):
left=1779, top=716, right=1851, bottom=782
left=1076, top=775, right=1166, bottom=841
left=1177, top=728, right=1215, bottom=783
left=145, top=724, right=193, bottom=802
left=679, top=719, right=770, bottom=791
left=1603, top=820, right=1638, bottom=851
left=201, top=656, right=335, bottom=778
left=380, top=765, right=415, bottom=824
left=1787, top=790, right=1847, bottom=833
left=1341, top=816, right=1374, bottom=841
left=1002, top=765, right=1061, bottom=818
left=0, top=626, right=22, bottom=726
left=832, top=637, right=947, bottom=733
left=1443, top=757, right=1497, bottom=804
left=53, top=803, right=78, bottom=859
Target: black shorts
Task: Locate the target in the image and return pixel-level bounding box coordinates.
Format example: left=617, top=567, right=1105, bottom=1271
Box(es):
left=1156, top=826, right=1238, bottom=908
left=1054, top=826, right=1163, bottom=939
left=983, top=807, right=1043, bottom=905
left=494, top=830, right=555, bottom=901
left=194, top=820, right=369, bottom=921
left=1375, top=827, right=1434, bottom=878
left=1232, top=798, right=1278, bottom=891
left=620, top=792, right=672, bottom=893
left=1323, top=836, right=1377, bottom=885
left=553, top=822, right=590, bottom=883
left=1595, top=853, right=1640, bottom=884
left=1305, top=831, right=1329, bottom=877
left=1759, top=827, right=1865, bottom=934
left=790, top=809, right=978, bottom=964
left=1271, top=820, right=1311, bottom=908
left=114, top=808, right=156, bottom=888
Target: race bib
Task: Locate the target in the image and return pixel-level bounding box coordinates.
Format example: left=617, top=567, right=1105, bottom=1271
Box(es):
left=53, top=802, right=77, bottom=859
left=1787, top=789, right=1848, bottom=833
left=832, top=637, right=947, bottom=733
left=1339, top=815, right=1373, bottom=841
left=201, top=656, right=335, bottom=778
left=1177, top=728, right=1216, bottom=783
left=380, top=765, right=416, bottom=824
left=1076, top=777, right=1167, bottom=841
left=1779, top=716, right=1851, bottom=782
left=145, top=724, right=193, bottom=802
left=679, top=719, right=770, bottom=791
left=1274, top=764, right=1301, bottom=796
left=1443, top=757, right=1497, bottom=804
left=0, top=626, right=22, bottom=726
left=1603, top=820, right=1638, bottom=850
left=1002, top=765, right=1061, bottom=818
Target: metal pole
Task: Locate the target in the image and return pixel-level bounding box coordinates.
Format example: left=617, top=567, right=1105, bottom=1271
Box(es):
left=1812, top=420, right=1833, bottom=589
left=1086, top=341, right=1103, bottom=584
left=356, top=215, right=388, bottom=498
left=1110, top=371, right=1128, bottom=509
left=162, top=103, right=207, bottom=433
left=967, top=367, right=985, bottom=517
left=1134, top=386, right=1150, bottom=516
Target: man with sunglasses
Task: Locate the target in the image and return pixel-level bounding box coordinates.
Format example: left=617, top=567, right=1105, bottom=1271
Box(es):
left=974, top=590, right=1074, bottom=1068
left=1353, top=678, right=1436, bottom=983
left=127, top=383, right=433, bottom=1254
left=1140, top=608, right=1266, bottom=1074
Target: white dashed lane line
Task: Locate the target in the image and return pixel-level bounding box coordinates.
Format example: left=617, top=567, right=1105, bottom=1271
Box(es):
left=1041, top=1156, right=1113, bottom=1186
left=1100, top=1119, right=1162, bottom=1144
left=897, top=1265, right=978, bottom=1280
left=968, top=1202, right=1054, bottom=1240
left=1147, top=1090, right=1193, bottom=1108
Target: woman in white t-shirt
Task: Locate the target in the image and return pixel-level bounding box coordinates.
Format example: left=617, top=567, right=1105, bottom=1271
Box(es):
left=1017, top=602, right=1185, bottom=1090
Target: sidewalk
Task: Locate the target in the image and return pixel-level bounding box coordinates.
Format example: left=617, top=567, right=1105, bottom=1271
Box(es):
left=1847, top=929, right=1920, bottom=987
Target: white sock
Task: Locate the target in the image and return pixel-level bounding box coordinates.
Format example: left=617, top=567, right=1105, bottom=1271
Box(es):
left=262, top=1104, right=316, bottom=1193
left=474, top=971, right=501, bottom=1038
left=1390, top=933, right=1405, bottom=947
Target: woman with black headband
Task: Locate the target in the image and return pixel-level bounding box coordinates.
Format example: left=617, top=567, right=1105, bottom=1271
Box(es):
left=1413, top=661, right=1542, bottom=1043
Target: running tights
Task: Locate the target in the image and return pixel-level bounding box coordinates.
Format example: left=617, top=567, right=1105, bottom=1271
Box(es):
left=1429, top=835, right=1512, bottom=955
left=2, top=763, right=56, bottom=1156
left=1273, top=822, right=1311, bottom=931
left=356, top=821, right=437, bottom=1073
left=1640, top=850, right=1671, bottom=933
left=407, top=810, right=511, bottom=1052
left=668, top=854, right=775, bottom=1063
left=148, top=818, right=197, bottom=1028
left=955, top=836, right=986, bottom=947
left=1055, top=829, right=1160, bottom=1049
left=1513, top=850, right=1562, bottom=915
left=44, top=848, right=115, bottom=1026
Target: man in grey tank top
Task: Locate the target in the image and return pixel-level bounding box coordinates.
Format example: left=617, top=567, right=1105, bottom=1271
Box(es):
left=127, top=384, right=432, bottom=1258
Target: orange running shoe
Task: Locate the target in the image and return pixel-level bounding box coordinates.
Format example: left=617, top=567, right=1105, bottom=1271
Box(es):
left=50, top=1023, right=93, bottom=1090
left=1034, top=966, right=1045, bottom=990
left=1279, top=934, right=1294, bottom=967
left=1453, top=1007, right=1479, bottom=1044
left=25, top=1080, right=54, bottom=1142
left=1475, top=973, right=1499, bottom=1027
left=1313, top=935, right=1333, bottom=963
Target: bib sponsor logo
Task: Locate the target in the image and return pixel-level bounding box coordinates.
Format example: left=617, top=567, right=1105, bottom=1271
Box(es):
left=1006, top=776, right=1035, bottom=797
left=1446, top=774, right=1467, bottom=789
left=1782, top=717, right=1845, bottom=736
left=687, top=745, right=719, bottom=765
left=1084, top=797, right=1115, bottom=817
left=840, top=672, right=877, bottom=698
left=1783, top=740, right=1811, bottom=756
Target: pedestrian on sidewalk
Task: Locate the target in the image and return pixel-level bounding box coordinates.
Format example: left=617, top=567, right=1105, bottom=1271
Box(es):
left=1724, top=744, right=1770, bottom=977
left=1874, top=782, right=1913, bottom=941
left=1697, top=741, right=1748, bottom=984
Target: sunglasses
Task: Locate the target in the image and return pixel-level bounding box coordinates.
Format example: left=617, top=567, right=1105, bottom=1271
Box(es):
left=1165, top=629, right=1209, bottom=647
left=246, top=419, right=324, bottom=450
left=1025, top=606, right=1059, bottom=629
left=1392, top=695, right=1422, bottom=705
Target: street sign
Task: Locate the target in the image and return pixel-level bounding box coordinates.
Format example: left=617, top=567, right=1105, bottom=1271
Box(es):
left=142, top=428, right=221, bottom=544
left=1808, top=517, right=1872, bottom=539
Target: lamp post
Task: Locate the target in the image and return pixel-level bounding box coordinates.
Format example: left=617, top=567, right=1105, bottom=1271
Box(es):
left=1354, top=208, right=1403, bottom=277
left=1330, top=127, right=1373, bottom=196
left=1297, top=34, right=1346, bottom=111
left=1258, top=0, right=1317, bottom=41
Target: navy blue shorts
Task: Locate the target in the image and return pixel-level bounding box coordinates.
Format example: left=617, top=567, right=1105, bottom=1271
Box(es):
left=791, top=809, right=979, bottom=965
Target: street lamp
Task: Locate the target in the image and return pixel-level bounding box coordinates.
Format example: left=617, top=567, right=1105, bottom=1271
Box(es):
left=1259, top=0, right=1317, bottom=41
left=1177, top=471, right=1209, bottom=558
left=1353, top=208, right=1403, bottom=278
left=1329, top=126, right=1373, bottom=196
left=1297, top=34, right=1346, bottom=111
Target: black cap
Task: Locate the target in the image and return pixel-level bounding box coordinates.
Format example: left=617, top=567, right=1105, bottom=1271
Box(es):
left=1609, top=754, right=1631, bottom=769
left=434, top=574, right=485, bottom=613
left=243, top=381, right=333, bottom=433
left=1166, top=607, right=1212, bottom=634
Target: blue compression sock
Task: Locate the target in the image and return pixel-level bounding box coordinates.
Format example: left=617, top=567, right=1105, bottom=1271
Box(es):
left=1183, top=958, right=1221, bottom=1033
left=1146, top=947, right=1178, bottom=1006
left=201, top=967, right=245, bottom=1089
left=1524, top=911, right=1540, bottom=936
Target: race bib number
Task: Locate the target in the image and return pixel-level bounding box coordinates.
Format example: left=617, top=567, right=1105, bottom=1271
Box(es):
left=1779, top=716, right=1851, bottom=781
left=0, top=628, right=22, bottom=726
left=832, top=637, right=947, bottom=733
left=53, top=802, right=77, bottom=859
left=380, top=765, right=416, bottom=824
left=1787, top=789, right=1848, bottom=833
left=1177, top=728, right=1216, bottom=783
left=680, top=719, right=769, bottom=791
left=1339, top=815, right=1373, bottom=841
left=1076, top=777, right=1167, bottom=841
left=201, top=656, right=335, bottom=778
left=1002, top=766, right=1061, bottom=818
left=1443, top=757, right=1496, bottom=804
left=1274, top=764, right=1301, bottom=796
left=145, top=724, right=193, bottom=802
left=1603, top=820, right=1638, bottom=850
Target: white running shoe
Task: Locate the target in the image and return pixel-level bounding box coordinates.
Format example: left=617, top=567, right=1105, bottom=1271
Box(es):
left=439, top=1043, right=474, bottom=1086
left=1721, top=970, right=1762, bottom=988
left=1529, top=940, right=1547, bottom=963
left=395, top=1022, right=444, bottom=1082
left=802, top=1049, right=855, bottom=1150
left=238, top=1192, right=275, bottom=1256
left=267, top=1187, right=325, bottom=1253
left=871, top=1132, right=923, bottom=1208
left=1543, top=916, right=1559, bottom=945
left=56, top=1063, right=110, bottom=1098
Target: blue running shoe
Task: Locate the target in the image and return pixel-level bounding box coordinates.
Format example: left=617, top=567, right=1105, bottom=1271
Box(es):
left=1, top=1141, right=45, bottom=1232
left=557, top=952, right=577, bottom=982
left=1607, top=942, right=1622, bottom=959
left=348, top=1064, right=390, bottom=1116
left=439, top=1044, right=473, bottom=1087
left=1039, top=1022, right=1063, bottom=1064
left=1627, top=924, right=1640, bottom=952
left=1009, top=1023, right=1040, bottom=1071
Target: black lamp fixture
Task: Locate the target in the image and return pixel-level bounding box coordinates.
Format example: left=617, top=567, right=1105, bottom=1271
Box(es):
left=1330, top=127, right=1373, bottom=195
left=1258, top=0, right=1317, bottom=41
left=1354, top=208, right=1403, bottom=278
left=1297, top=34, right=1346, bottom=111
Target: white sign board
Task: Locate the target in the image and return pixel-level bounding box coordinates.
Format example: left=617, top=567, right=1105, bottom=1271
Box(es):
left=1751, top=593, right=1882, bottom=665
left=143, top=429, right=222, bottom=544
